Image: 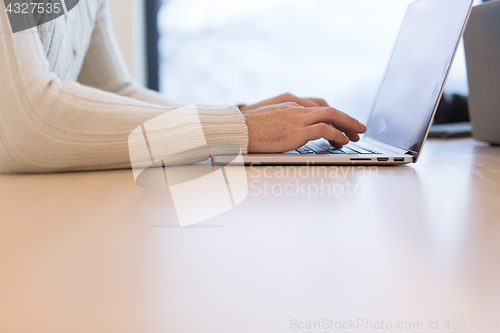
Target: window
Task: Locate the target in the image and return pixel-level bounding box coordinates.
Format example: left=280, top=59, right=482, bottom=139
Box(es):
left=152, top=0, right=483, bottom=122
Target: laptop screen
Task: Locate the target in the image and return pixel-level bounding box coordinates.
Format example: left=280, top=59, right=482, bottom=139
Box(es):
left=365, top=0, right=474, bottom=154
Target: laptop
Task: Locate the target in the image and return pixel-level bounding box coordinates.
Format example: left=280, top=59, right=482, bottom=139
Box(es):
left=464, top=0, right=500, bottom=146
left=213, top=0, right=475, bottom=166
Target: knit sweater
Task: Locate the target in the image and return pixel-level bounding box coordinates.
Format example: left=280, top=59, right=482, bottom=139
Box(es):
left=0, top=0, right=248, bottom=173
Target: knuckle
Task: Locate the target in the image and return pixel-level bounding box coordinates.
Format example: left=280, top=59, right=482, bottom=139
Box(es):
left=326, top=108, right=338, bottom=117
left=316, top=123, right=328, bottom=133
left=289, top=114, right=303, bottom=122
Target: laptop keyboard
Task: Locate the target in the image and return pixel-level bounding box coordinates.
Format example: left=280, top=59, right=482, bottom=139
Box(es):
left=291, top=141, right=382, bottom=155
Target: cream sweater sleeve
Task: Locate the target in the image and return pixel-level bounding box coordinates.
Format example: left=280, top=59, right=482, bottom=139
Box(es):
left=0, top=4, right=248, bottom=174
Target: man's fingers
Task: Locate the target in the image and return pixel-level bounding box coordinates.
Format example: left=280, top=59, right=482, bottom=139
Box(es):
left=296, top=98, right=320, bottom=107
left=303, top=108, right=366, bottom=133
left=329, top=141, right=344, bottom=149
left=334, top=125, right=361, bottom=142
left=344, top=131, right=360, bottom=142
left=277, top=93, right=324, bottom=107
left=289, top=96, right=319, bottom=107
left=302, top=98, right=323, bottom=107
left=304, top=123, right=349, bottom=145
left=306, top=98, right=329, bottom=107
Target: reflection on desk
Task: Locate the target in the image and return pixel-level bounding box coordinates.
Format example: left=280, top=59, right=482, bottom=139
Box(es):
left=0, top=139, right=499, bottom=333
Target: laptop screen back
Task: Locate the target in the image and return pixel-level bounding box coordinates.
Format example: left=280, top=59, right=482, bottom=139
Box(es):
left=365, top=0, right=474, bottom=153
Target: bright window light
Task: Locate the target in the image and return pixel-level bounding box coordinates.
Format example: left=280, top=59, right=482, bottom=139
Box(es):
left=158, top=0, right=480, bottom=122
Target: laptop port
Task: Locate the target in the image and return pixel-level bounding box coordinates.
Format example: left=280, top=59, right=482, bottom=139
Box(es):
left=394, top=158, right=405, bottom=162
left=377, top=158, right=389, bottom=162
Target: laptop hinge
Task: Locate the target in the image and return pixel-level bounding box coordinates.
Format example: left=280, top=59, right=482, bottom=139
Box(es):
left=406, top=150, right=418, bottom=162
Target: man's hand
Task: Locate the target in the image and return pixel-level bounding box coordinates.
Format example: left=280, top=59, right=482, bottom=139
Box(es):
left=239, top=93, right=330, bottom=111
left=242, top=102, right=366, bottom=154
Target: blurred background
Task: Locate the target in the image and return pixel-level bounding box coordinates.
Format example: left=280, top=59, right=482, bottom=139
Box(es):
left=110, top=0, right=484, bottom=124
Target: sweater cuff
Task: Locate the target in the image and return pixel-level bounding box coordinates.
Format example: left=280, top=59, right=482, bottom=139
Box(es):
left=197, top=106, right=248, bottom=155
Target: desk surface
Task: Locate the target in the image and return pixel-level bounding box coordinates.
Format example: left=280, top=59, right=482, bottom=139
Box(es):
left=1, top=139, right=500, bottom=333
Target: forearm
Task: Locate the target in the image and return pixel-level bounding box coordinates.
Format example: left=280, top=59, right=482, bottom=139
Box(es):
left=0, top=76, right=248, bottom=173
left=114, top=82, right=186, bottom=107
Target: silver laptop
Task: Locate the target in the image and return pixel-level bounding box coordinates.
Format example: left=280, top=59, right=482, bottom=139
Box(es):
left=213, top=0, right=475, bottom=166
left=464, top=0, right=500, bottom=146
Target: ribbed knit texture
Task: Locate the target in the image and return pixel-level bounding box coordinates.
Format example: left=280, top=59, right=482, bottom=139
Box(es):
left=0, top=0, right=248, bottom=174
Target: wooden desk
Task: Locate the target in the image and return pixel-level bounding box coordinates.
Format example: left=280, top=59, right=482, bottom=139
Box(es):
left=1, top=139, right=499, bottom=333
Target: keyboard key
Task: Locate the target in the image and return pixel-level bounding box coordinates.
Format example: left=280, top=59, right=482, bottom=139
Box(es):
left=345, top=145, right=372, bottom=154
left=339, top=147, right=359, bottom=154
left=314, top=141, right=336, bottom=151
left=328, top=149, right=345, bottom=154
left=296, top=146, right=315, bottom=154
left=344, top=146, right=361, bottom=153
left=299, top=140, right=381, bottom=155
left=314, top=141, right=361, bottom=154
left=305, top=142, right=331, bottom=154
left=347, top=143, right=382, bottom=154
